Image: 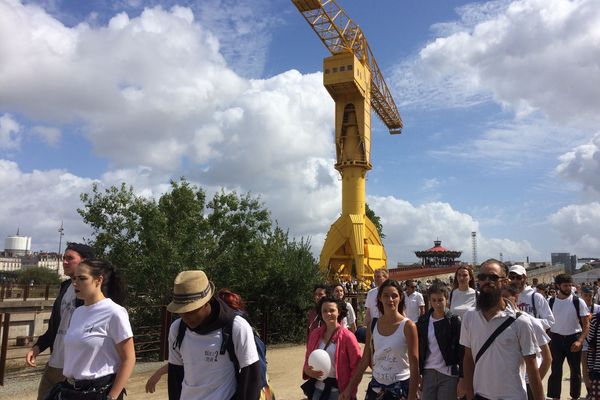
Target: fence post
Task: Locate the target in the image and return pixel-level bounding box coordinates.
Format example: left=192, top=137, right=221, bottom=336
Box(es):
left=0, top=313, right=10, bottom=386
left=0, top=285, right=4, bottom=301
left=23, top=284, right=29, bottom=301
left=158, top=306, right=171, bottom=361
left=45, top=284, right=50, bottom=300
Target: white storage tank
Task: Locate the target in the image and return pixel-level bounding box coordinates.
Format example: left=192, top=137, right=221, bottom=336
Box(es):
left=5, top=235, right=32, bottom=256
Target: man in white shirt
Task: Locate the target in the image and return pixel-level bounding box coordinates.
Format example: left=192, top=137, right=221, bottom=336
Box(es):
left=364, top=268, right=388, bottom=329
left=404, top=279, right=425, bottom=322
left=547, top=273, right=590, bottom=400
left=509, top=265, right=555, bottom=330
left=25, top=243, right=94, bottom=400
left=461, top=258, right=544, bottom=400
left=167, top=270, right=260, bottom=400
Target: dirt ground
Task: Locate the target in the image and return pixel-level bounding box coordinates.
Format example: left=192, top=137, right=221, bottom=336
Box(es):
left=1, top=343, right=585, bottom=399
left=1, top=344, right=371, bottom=400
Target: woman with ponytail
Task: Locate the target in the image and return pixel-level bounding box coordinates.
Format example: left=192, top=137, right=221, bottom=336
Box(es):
left=47, top=259, right=135, bottom=400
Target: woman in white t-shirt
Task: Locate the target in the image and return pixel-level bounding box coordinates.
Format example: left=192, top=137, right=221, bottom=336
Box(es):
left=332, top=283, right=357, bottom=332
left=50, top=259, right=135, bottom=400
left=448, top=266, right=477, bottom=318
left=340, top=280, right=419, bottom=400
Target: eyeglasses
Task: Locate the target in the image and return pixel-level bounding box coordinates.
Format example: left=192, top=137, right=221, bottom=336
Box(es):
left=508, top=274, right=524, bottom=280
left=477, top=273, right=502, bottom=282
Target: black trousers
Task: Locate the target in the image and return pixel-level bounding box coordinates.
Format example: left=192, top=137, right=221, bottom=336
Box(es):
left=547, top=332, right=582, bottom=399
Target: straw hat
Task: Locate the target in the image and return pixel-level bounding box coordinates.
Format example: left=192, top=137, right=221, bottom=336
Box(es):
left=167, top=270, right=215, bottom=314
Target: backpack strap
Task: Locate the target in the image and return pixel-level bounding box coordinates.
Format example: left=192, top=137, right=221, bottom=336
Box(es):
left=549, top=296, right=555, bottom=310
left=174, top=318, right=187, bottom=350
left=531, top=292, right=538, bottom=318
left=475, top=312, right=522, bottom=364
left=224, top=315, right=240, bottom=373
left=449, top=289, right=454, bottom=308
left=573, top=295, right=583, bottom=328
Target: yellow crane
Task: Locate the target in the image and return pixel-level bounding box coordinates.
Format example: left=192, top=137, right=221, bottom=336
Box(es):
left=291, top=0, right=403, bottom=282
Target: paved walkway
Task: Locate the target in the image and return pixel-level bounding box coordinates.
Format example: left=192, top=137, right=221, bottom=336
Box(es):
left=0, top=343, right=588, bottom=399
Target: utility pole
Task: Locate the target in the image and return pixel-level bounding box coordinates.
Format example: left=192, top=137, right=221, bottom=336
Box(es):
left=57, top=221, right=64, bottom=274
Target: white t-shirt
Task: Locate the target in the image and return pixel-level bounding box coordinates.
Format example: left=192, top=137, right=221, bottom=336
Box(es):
left=372, top=319, right=410, bottom=385
left=424, top=316, right=453, bottom=376
left=522, top=314, right=550, bottom=384
left=549, top=295, right=589, bottom=335
left=168, top=316, right=259, bottom=400
left=48, top=283, right=77, bottom=368
left=342, top=301, right=356, bottom=329
left=460, top=307, right=539, bottom=400
left=449, top=288, right=476, bottom=319
left=515, top=286, right=555, bottom=330
left=365, top=287, right=380, bottom=320
left=404, top=291, right=425, bottom=322
left=63, top=298, right=133, bottom=380
left=315, top=341, right=337, bottom=391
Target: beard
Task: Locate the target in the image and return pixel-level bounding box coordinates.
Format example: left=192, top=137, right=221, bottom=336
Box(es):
left=477, top=286, right=502, bottom=312
left=559, top=288, right=572, bottom=297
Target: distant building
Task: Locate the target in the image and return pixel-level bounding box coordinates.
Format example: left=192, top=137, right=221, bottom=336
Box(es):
left=414, top=240, right=462, bottom=268
left=551, top=252, right=577, bottom=274
left=0, top=255, right=22, bottom=272
left=4, top=234, right=32, bottom=257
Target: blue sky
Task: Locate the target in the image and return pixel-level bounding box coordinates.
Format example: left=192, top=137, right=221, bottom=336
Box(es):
left=1, top=0, right=599, bottom=265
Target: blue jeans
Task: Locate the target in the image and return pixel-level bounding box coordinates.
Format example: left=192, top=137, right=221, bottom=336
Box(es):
left=365, top=378, right=409, bottom=400
left=313, top=388, right=339, bottom=400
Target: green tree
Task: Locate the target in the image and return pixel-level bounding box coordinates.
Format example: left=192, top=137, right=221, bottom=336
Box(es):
left=366, top=203, right=385, bottom=239
left=78, top=179, right=322, bottom=343
left=16, top=267, right=61, bottom=285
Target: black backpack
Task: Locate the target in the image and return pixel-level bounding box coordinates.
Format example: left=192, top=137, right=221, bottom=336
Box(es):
left=173, top=313, right=270, bottom=392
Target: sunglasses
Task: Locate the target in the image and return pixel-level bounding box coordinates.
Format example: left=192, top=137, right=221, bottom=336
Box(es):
left=508, top=274, right=524, bottom=280
left=477, top=273, right=502, bottom=282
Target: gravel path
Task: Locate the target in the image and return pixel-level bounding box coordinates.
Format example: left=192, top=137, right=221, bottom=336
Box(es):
left=0, top=343, right=584, bottom=399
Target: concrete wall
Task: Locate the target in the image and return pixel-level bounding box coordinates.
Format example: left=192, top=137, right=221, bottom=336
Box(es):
left=0, top=300, right=53, bottom=346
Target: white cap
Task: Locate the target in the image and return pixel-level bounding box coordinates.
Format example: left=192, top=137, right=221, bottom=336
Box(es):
left=509, top=265, right=527, bottom=276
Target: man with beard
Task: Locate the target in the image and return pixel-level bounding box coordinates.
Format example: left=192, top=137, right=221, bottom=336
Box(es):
left=546, top=273, right=589, bottom=400
left=460, top=259, right=543, bottom=400
left=508, top=265, right=555, bottom=330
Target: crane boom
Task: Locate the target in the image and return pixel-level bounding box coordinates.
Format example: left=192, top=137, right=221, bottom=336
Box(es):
left=292, top=0, right=403, bottom=133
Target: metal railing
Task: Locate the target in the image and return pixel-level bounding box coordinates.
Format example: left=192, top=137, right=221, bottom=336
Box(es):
left=0, top=303, right=272, bottom=385
left=0, top=284, right=60, bottom=302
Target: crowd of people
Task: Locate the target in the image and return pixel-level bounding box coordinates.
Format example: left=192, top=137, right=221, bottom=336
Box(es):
left=305, top=264, right=600, bottom=400
left=21, top=243, right=600, bottom=400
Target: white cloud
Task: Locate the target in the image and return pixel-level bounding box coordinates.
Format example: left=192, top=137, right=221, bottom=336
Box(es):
left=556, top=132, right=600, bottom=195
left=368, top=196, right=537, bottom=263
left=31, top=126, right=61, bottom=146
left=548, top=202, right=600, bottom=255
left=0, top=1, right=551, bottom=266
left=0, top=113, right=21, bottom=150
left=0, top=159, right=94, bottom=251
left=394, top=0, right=600, bottom=128
left=423, top=178, right=440, bottom=191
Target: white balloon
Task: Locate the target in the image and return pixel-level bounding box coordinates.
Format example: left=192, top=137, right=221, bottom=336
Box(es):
left=308, top=349, right=331, bottom=380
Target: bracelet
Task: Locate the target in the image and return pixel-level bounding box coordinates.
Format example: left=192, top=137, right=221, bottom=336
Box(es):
left=106, top=395, right=116, bottom=400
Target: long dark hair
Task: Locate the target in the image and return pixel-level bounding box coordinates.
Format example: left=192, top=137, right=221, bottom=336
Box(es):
left=377, top=279, right=404, bottom=315
left=453, top=265, right=475, bottom=289
left=80, top=259, right=127, bottom=306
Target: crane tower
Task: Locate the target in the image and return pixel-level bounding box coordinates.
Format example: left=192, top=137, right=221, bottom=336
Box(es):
left=292, top=0, right=403, bottom=281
